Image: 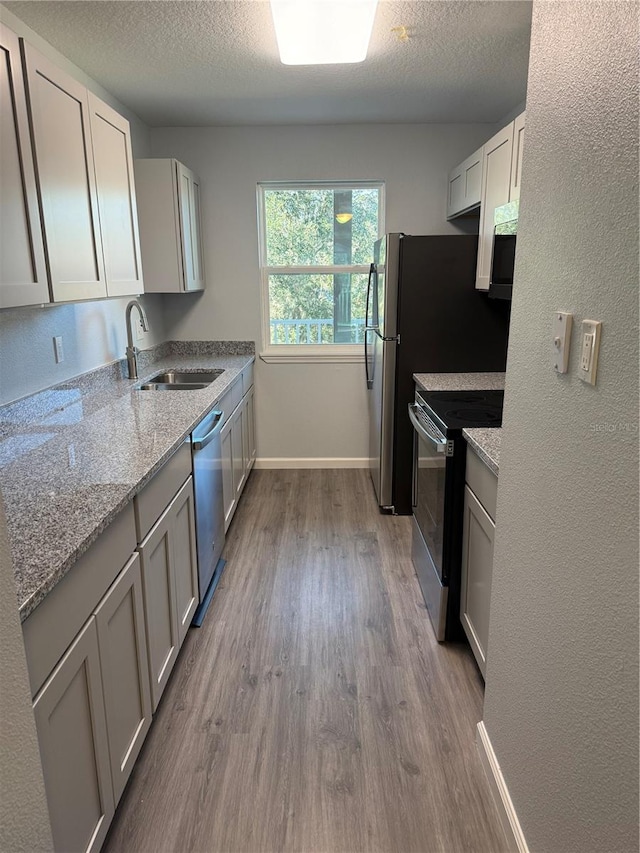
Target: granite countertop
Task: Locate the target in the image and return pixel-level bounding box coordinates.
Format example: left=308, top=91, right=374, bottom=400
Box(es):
left=463, top=428, right=501, bottom=476
left=413, top=372, right=505, bottom=393
left=0, top=341, right=255, bottom=621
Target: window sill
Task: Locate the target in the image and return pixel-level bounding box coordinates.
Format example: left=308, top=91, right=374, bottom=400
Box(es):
left=260, top=346, right=364, bottom=364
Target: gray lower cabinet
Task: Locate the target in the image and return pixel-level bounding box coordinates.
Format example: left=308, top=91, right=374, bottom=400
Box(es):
left=94, top=552, right=151, bottom=805
left=246, top=384, right=256, bottom=466
left=138, top=475, right=198, bottom=711
left=232, top=401, right=246, bottom=504
left=171, top=477, right=199, bottom=646
left=220, top=368, right=256, bottom=533
left=26, top=448, right=201, bottom=851
left=460, top=448, right=498, bottom=678
left=33, top=617, right=114, bottom=853
left=221, top=414, right=235, bottom=529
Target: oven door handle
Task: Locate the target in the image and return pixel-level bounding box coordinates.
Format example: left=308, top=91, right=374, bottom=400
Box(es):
left=408, top=403, right=448, bottom=452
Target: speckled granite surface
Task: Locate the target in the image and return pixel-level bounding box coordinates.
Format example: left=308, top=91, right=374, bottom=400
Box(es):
left=413, top=372, right=505, bottom=393
left=0, top=342, right=255, bottom=621
left=463, top=428, right=501, bottom=476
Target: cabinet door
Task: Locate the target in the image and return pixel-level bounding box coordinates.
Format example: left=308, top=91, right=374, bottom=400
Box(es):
left=475, top=121, right=514, bottom=290
left=176, top=163, right=202, bottom=290
left=232, top=401, right=246, bottom=504
left=190, top=174, right=205, bottom=290
left=22, top=43, right=107, bottom=302
left=94, top=552, right=151, bottom=805
left=139, top=505, right=179, bottom=711
left=0, top=25, right=49, bottom=308
left=88, top=93, right=144, bottom=297
left=509, top=111, right=526, bottom=202
left=245, top=385, right=256, bottom=471
left=447, top=146, right=482, bottom=219
left=460, top=485, right=495, bottom=678
left=220, top=415, right=235, bottom=531
left=33, top=617, right=114, bottom=853
left=171, top=477, right=199, bottom=646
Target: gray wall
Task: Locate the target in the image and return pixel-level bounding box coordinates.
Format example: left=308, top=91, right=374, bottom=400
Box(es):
left=483, top=3, right=639, bottom=852
left=0, top=5, right=165, bottom=406
left=0, top=495, right=53, bottom=852
left=151, top=123, right=491, bottom=463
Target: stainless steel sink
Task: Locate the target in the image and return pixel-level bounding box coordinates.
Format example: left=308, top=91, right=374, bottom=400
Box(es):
left=138, top=369, right=223, bottom=391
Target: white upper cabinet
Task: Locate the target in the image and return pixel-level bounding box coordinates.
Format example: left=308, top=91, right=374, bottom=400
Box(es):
left=0, top=24, right=49, bottom=308
left=22, top=42, right=108, bottom=303
left=176, top=162, right=205, bottom=291
left=135, top=158, right=206, bottom=293
left=446, top=146, right=483, bottom=219
left=475, top=121, right=514, bottom=291
left=445, top=111, right=526, bottom=290
left=4, top=34, right=144, bottom=306
left=475, top=112, right=525, bottom=290
left=88, top=93, right=144, bottom=297
left=509, top=111, right=526, bottom=202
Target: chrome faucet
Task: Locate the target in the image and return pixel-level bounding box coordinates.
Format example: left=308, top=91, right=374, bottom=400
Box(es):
left=125, top=299, right=149, bottom=380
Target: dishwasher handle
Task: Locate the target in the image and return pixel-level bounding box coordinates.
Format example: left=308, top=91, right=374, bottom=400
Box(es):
left=192, top=411, right=223, bottom=451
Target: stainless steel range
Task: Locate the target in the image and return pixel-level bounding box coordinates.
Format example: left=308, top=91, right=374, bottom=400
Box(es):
left=409, top=388, right=504, bottom=641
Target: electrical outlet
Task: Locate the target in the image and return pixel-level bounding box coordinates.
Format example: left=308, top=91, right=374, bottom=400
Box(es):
left=579, top=319, right=602, bottom=386
left=53, top=336, right=64, bottom=363
left=136, top=318, right=146, bottom=341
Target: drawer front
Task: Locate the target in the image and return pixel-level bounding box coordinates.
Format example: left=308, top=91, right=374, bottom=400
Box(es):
left=134, top=441, right=191, bottom=542
left=23, top=503, right=137, bottom=698
left=465, top=445, right=498, bottom=521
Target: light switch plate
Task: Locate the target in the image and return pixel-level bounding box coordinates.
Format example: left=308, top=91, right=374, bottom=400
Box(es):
left=553, top=312, right=573, bottom=373
left=579, top=319, right=602, bottom=385
left=53, top=335, right=64, bottom=363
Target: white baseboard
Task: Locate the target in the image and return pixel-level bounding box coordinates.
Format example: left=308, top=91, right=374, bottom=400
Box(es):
left=476, top=721, right=529, bottom=853
left=254, top=457, right=370, bottom=470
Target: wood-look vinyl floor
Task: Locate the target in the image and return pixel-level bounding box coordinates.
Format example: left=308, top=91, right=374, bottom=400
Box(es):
left=104, top=469, right=507, bottom=853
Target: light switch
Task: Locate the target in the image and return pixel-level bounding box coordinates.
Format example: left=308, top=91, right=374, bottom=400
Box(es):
left=579, top=319, right=602, bottom=386
left=53, top=335, right=64, bottom=363
left=553, top=312, right=573, bottom=374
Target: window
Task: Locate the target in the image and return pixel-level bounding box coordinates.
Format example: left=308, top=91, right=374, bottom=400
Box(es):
left=258, top=181, right=384, bottom=361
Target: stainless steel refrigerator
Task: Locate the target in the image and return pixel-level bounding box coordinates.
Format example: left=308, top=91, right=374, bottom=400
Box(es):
left=365, top=233, right=510, bottom=514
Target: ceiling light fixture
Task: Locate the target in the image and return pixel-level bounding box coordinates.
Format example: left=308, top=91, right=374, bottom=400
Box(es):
left=270, top=0, right=379, bottom=66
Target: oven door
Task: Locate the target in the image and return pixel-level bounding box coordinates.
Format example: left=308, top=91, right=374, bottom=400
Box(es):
left=409, top=402, right=451, bottom=640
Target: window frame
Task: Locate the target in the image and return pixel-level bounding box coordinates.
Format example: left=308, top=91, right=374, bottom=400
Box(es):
left=257, top=180, right=385, bottom=363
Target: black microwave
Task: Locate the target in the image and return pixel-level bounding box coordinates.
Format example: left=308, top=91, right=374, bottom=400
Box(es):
left=489, top=200, right=519, bottom=300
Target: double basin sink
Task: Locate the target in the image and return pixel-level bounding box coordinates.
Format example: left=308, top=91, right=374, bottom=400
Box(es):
left=138, top=369, right=223, bottom=391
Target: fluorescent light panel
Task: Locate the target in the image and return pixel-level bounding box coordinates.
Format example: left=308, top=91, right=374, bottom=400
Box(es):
left=270, top=0, right=378, bottom=65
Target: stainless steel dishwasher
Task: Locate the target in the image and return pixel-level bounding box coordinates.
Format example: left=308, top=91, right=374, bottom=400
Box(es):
left=190, top=408, right=226, bottom=625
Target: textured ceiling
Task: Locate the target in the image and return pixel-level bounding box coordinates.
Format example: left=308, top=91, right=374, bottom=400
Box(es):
left=5, top=0, right=532, bottom=126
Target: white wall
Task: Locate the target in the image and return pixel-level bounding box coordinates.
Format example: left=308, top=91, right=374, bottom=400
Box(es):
left=0, top=5, right=165, bottom=406
left=483, top=3, right=639, bottom=851
left=151, top=123, right=492, bottom=462
left=0, top=495, right=53, bottom=852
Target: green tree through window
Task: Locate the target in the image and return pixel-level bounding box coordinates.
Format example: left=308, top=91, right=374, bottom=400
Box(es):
left=259, top=183, right=383, bottom=346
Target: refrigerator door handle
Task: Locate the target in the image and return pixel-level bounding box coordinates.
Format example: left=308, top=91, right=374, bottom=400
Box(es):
left=365, top=329, right=373, bottom=390
left=365, top=263, right=379, bottom=331
left=365, top=264, right=375, bottom=389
